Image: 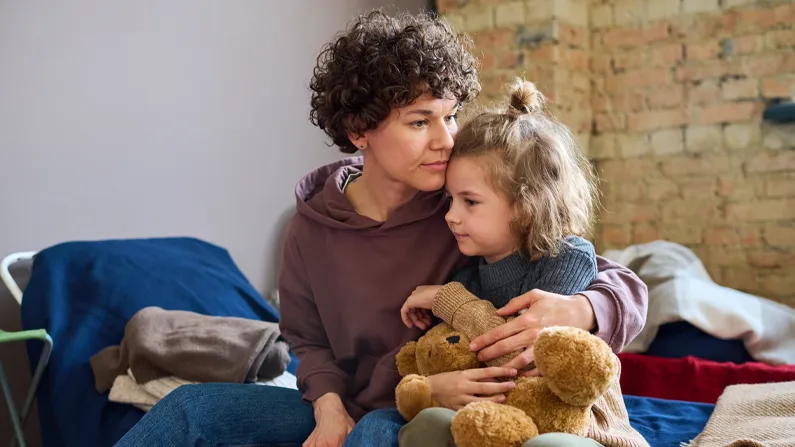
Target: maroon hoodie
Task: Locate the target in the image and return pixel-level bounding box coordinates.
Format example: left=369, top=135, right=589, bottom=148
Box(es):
left=277, top=157, right=468, bottom=420
left=277, top=157, right=648, bottom=421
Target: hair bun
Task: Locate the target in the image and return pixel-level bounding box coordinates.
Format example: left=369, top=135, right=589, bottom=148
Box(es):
left=508, top=78, right=544, bottom=115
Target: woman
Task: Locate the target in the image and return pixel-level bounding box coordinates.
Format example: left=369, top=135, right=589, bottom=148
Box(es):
left=115, top=10, right=646, bottom=447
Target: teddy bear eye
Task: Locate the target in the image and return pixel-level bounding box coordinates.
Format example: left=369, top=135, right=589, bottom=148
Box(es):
left=446, top=335, right=460, bottom=344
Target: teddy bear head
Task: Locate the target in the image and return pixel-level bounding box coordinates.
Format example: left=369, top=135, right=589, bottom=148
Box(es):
left=396, top=322, right=483, bottom=377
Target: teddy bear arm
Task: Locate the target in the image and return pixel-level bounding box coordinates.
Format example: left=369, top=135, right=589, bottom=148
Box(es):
left=533, top=327, right=618, bottom=407
left=395, top=374, right=437, bottom=421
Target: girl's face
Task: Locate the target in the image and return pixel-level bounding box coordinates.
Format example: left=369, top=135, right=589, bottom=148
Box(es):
left=444, top=155, right=517, bottom=263
left=350, top=93, right=459, bottom=192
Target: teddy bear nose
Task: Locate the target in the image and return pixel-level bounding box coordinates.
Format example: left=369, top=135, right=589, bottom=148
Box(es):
left=446, top=335, right=460, bottom=344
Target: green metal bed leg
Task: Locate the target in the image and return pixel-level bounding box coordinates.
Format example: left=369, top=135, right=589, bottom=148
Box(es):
left=0, top=329, right=52, bottom=447
left=13, top=332, right=51, bottom=447
left=0, top=360, right=26, bottom=447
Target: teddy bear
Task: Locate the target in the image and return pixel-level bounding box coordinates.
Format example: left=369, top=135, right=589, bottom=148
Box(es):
left=394, top=282, right=620, bottom=447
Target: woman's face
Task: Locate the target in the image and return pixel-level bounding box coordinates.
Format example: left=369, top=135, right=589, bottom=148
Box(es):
left=352, top=93, right=459, bottom=192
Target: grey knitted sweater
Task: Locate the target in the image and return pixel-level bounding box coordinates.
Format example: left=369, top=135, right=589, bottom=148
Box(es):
left=450, top=236, right=598, bottom=309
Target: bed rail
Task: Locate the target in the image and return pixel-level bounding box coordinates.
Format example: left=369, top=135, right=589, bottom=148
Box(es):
left=0, top=250, right=50, bottom=447
left=1, top=252, right=37, bottom=305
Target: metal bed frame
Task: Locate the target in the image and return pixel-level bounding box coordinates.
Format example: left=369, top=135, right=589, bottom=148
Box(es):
left=0, top=251, right=52, bottom=447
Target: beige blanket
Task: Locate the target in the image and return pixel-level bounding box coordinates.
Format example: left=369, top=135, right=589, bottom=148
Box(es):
left=686, top=381, right=795, bottom=447
left=91, top=306, right=291, bottom=392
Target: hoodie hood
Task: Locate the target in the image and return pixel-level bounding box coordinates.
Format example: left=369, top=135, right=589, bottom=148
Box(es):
left=294, top=156, right=448, bottom=231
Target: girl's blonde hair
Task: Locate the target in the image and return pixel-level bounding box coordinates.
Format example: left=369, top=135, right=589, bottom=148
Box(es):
left=452, top=78, right=599, bottom=257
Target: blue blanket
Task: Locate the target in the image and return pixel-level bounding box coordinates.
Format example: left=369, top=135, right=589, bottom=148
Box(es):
left=626, top=395, right=714, bottom=446
left=21, top=237, right=713, bottom=447
left=21, top=237, right=294, bottom=447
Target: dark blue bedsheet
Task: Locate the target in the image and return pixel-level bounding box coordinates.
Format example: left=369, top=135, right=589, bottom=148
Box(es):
left=646, top=321, right=754, bottom=364
left=20, top=237, right=713, bottom=447
left=21, top=237, right=295, bottom=447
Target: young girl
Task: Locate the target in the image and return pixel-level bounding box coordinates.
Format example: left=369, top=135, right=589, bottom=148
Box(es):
left=398, top=79, right=647, bottom=447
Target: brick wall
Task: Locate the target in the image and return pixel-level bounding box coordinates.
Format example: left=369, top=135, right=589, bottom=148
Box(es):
left=438, top=0, right=795, bottom=306
left=439, top=0, right=596, bottom=155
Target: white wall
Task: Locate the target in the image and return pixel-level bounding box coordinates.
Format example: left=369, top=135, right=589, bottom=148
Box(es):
left=0, top=1, right=429, bottom=443
left=0, top=0, right=429, bottom=296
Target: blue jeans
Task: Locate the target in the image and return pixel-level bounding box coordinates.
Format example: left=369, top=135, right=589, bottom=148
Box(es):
left=345, top=408, right=404, bottom=447
left=114, top=383, right=404, bottom=447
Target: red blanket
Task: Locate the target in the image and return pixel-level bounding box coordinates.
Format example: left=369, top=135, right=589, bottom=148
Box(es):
left=618, top=353, right=795, bottom=404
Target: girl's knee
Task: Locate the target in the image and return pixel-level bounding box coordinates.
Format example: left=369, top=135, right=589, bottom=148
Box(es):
left=411, top=408, right=456, bottom=428
left=398, top=408, right=456, bottom=447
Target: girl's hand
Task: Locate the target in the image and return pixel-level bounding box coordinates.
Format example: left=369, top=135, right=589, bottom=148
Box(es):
left=469, top=289, right=595, bottom=374
left=427, top=367, right=518, bottom=410
left=400, top=285, right=442, bottom=329
left=304, top=393, right=355, bottom=447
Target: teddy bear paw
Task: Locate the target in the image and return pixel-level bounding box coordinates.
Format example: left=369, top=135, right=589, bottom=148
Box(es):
left=451, top=401, right=538, bottom=447
left=396, top=374, right=435, bottom=421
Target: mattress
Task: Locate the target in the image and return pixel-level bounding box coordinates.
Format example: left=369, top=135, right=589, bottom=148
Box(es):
left=20, top=238, right=291, bottom=447
left=17, top=237, right=716, bottom=447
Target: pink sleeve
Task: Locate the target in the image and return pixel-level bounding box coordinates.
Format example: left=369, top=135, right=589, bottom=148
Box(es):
left=579, top=255, right=648, bottom=353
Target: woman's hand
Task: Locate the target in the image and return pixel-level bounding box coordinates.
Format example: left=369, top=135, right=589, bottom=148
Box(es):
left=428, top=367, right=518, bottom=410
left=400, top=285, right=442, bottom=329
left=468, top=290, right=596, bottom=375
left=304, top=393, right=355, bottom=447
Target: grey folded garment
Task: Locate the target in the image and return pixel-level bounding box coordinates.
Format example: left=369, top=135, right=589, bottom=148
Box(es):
left=90, top=306, right=290, bottom=392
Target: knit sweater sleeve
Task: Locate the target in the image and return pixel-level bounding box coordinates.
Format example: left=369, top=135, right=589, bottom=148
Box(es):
left=432, top=282, right=519, bottom=367
left=530, top=236, right=598, bottom=296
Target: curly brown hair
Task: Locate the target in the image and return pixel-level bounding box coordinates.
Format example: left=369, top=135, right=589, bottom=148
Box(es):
left=453, top=79, right=599, bottom=257
left=309, top=9, right=481, bottom=154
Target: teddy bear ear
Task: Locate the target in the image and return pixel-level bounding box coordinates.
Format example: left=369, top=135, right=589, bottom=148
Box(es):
left=396, top=341, right=420, bottom=377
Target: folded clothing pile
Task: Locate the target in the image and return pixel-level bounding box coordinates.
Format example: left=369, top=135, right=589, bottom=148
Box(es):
left=604, top=241, right=795, bottom=366
left=90, top=306, right=293, bottom=410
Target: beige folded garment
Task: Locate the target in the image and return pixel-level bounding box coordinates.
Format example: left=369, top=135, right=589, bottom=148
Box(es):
left=108, top=371, right=195, bottom=412
left=685, top=380, right=795, bottom=447
left=108, top=369, right=299, bottom=412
